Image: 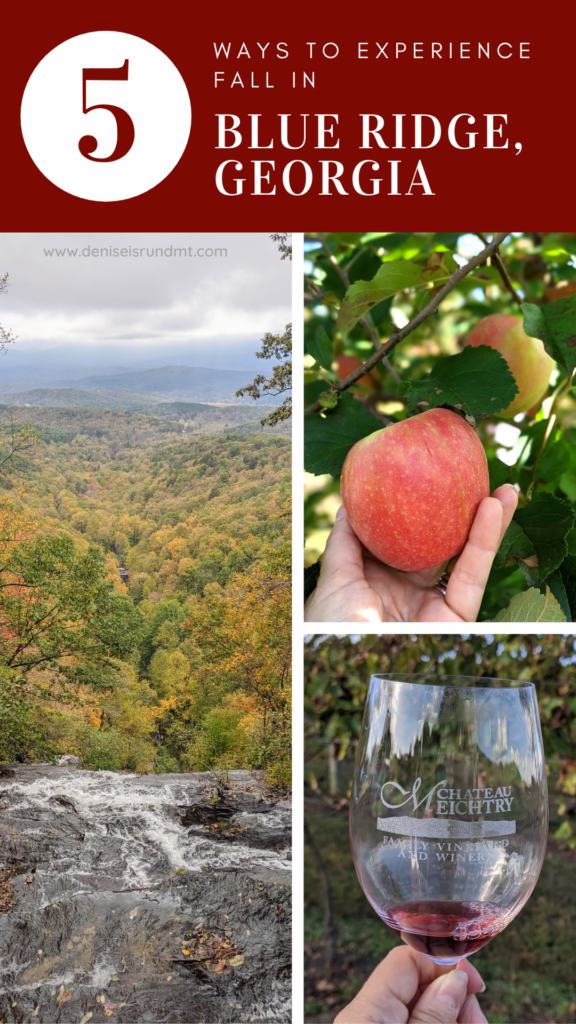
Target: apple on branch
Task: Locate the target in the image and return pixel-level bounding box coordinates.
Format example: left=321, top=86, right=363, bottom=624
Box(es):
left=466, top=313, right=554, bottom=418
left=336, top=353, right=380, bottom=391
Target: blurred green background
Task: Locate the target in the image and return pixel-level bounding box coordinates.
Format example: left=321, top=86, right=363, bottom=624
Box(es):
left=304, top=634, right=576, bottom=1024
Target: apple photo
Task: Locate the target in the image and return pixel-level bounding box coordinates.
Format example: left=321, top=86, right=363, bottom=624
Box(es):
left=304, top=232, right=576, bottom=624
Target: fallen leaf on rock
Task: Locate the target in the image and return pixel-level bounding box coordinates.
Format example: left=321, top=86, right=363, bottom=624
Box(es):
left=80, top=1013, right=93, bottom=1024
left=110, top=975, right=119, bottom=982
left=228, top=954, right=245, bottom=967
left=129, top=908, right=138, bottom=919
left=213, top=961, right=227, bottom=973
left=57, top=988, right=73, bottom=1006
left=31, top=1007, right=39, bottom=1017
left=103, top=1004, right=117, bottom=1017
left=182, top=949, right=190, bottom=955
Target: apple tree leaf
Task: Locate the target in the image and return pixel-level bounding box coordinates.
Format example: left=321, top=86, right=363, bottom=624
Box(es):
left=337, top=260, right=423, bottom=335
left=495, top=492, right=576, bottom=585
left=402, top=345, right=519, bottom=426
left=304, top=392, right=380, bottom=477
left=522, top=294, right=576, bottom=373
left=559, top=553, right=576, bottom=619
left=307, top=325, right=334, bottom=371
left=493, top=586, right=566, bottom=622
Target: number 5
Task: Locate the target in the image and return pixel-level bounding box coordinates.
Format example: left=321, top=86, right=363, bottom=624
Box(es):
left=79, top=59, right=135, bottom=162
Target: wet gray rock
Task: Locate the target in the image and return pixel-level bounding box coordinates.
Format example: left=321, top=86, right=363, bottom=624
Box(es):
left=0, top=765, right=291, bottom=1023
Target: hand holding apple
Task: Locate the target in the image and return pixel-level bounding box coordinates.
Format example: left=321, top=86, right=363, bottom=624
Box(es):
left=340, top=408, right=489, bottom=572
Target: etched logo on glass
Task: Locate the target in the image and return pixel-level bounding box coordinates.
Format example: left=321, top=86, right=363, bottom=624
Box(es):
left=377, top=777, right=516, bottom=839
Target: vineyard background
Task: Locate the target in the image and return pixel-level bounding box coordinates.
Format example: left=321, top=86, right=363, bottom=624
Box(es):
left=304, top=634, right=576, bottom=1024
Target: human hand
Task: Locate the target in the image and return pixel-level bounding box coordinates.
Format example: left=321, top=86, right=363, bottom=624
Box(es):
left=304, top=484, right=518, bottom=623
left=333, top=945, right=487, bottom=1024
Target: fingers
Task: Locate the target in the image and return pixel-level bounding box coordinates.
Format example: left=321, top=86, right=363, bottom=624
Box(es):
left=304, top=507, right=384, bottom=623
left=408, top=968, right=469, bottom=1023
left=492, top=483, right=519, bottom=542
left=451, top=958, right=485, bottom=996
left=458, top=993, right=488, bottom=1023
left=443, top=495, right=506, bottom=622
left=319, top=505, right=365, bottom=580
left=334, top=946, right=428, bottom=1023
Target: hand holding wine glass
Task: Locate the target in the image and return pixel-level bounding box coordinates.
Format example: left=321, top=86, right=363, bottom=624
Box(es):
left=334, top=945, right=487, bottom=1023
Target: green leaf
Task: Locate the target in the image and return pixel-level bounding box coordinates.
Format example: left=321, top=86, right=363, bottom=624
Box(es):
left=304, top=562, right=321, bottom=601
left=543, top=569, right=571, bottom=621
left=337, top=260, right=423, bottom=335
left=304, top=392, right=380, bottom=477
left=512, top=492, right=576, bottom=584
left=403, top=345, right=519, bottom=426
left=559, top=553, right=576, bottom=619
left=487, top=457, right=510, bottom=492
left=493, top=519, right=535, bottom=571
left=522, top=295, right=576, bottom=373
left=493, top=586, right=566, bottom=622
left=307, top=326, right=334, bottom=371
left=535, top=438, right=572, bottom=483
left=421, top=251, right=459, bottom=282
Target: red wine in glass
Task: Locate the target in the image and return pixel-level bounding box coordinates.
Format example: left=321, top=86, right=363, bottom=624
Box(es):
left=383, top=900, right=507, bottom=960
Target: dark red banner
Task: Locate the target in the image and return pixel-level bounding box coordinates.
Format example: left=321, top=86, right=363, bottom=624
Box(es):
left=1, top=0, right=573, bottom=229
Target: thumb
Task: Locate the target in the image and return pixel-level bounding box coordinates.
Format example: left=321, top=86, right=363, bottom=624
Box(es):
left=409, top=969, right=469, bottom=1024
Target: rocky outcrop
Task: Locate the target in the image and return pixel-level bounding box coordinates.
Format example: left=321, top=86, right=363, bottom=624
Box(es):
left=0, top=765, right=291, bottom=1023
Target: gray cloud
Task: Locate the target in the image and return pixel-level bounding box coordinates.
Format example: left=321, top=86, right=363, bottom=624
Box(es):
left=0, top=233, right=291, bottom=368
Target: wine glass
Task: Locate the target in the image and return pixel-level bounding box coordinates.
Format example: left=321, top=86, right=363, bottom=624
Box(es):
left=350, top=674, right=548, bottom=965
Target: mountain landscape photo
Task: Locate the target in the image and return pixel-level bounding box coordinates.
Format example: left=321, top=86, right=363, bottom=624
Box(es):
left=0, top=232, right=292, bottom=1023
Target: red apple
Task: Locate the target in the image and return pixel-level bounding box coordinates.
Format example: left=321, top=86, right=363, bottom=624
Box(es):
left=336, top=353, right=379, bottom=390
left=340, top=408, right=489, bottom=572
left=544, top=279, right=576, bottom=303
left=466, top=313, right=554, bottom=418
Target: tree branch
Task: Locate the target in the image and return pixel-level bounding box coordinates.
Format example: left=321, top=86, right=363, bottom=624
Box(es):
left=305, top=231, right=512, bottom=415
left=475, top=232, right=523, bottom=309
left=320, top=240, right=400, bottom=384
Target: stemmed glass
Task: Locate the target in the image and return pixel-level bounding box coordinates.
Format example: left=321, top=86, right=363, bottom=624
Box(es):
left=350, top=674, right=548, bottom=965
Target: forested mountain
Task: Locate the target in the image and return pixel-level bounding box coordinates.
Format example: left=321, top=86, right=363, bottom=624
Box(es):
left=0, top=403, right=291, bottom=785
left=0, top=399, right=290, bottom=433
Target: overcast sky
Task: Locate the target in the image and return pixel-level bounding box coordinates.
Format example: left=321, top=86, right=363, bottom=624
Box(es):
left=0, top=233, right=291, bottom=369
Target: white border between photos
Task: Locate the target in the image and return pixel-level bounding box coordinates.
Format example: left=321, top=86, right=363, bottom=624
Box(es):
left=292, top=231, right=305, bottom=1024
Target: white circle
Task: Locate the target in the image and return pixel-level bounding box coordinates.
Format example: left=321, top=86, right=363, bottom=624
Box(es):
left=21, top=31, right=191, bottom=202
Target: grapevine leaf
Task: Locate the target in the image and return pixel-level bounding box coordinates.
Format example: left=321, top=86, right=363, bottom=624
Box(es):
left=337, top=260, right=423, bottom=334
left=307, top=326, right=334, bottom=371
left=304, top=392, right=380, bottom=477
left=493, top=586, right=566, bottom=622
left=522, top=294, right=576, bottom=372
left=403, top=345, right=519, bottom=426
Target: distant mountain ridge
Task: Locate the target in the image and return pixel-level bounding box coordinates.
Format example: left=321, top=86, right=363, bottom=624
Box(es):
left=63, top=365, right=257, bottom=399
left=0, top=365, right=285, bottom=406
